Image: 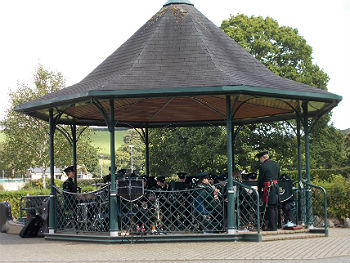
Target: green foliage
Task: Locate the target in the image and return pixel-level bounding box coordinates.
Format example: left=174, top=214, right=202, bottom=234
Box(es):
left=344, top=132, right=350, bottom=166
left=282, top=167, right=350, bottom=181
left=309, top=116, right=346, bottom=168
left=221, top=14, right=329, bottom=89
left=76, top=178, right=103, bottom=187
left=0, top=188, right=50, bottom=219
left=149, top=126, right=227, bottom=177
left=312, top=175, right=350, bottom=219
left=22, top=179, right=63, bottom=189
left=0, top=65, right=99, bottom=181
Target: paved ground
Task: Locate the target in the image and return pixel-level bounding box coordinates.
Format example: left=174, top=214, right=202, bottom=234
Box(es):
left=0, top=228, right=349, bottom=263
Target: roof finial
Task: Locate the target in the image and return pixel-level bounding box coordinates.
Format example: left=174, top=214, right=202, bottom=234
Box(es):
left=163, top=0, right=194, bottom=7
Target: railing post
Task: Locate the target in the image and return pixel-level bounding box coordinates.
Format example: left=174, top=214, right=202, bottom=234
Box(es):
left=323, top=188, right=328, bottom=237
left=303, top=102, right=313, bottom=228
left=71, top=124, right=78, bottom=190
left=48, top=108, right=56, bottom=234
left=296, top=117, right=305, bottom=226
left=226, top=96, right=236, bottom=234
left=109, top=99, right=119, bottom=236
left=145, top=127, right=150, bottom=177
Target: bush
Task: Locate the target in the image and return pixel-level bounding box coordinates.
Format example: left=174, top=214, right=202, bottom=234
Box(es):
left=22, top=178, right=63, bottom=189
left=312, top=174, right=350, bottom=219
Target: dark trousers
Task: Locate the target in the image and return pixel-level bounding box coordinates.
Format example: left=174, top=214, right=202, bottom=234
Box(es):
left=267, top=205, right=278, bottom=231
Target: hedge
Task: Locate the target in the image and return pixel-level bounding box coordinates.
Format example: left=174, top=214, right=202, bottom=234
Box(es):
left=312, top=175, right=350, bottom=219
left=282, top=167, right=350, bottom=181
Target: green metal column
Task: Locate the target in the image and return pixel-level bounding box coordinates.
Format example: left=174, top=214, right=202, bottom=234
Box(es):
left=226, top=96, right=236, bottom=234
left=296, top=116, right=305, bottom=225
left=145, top=127, right=150, bottom=177
left=302, top=102, right=313, bottom=228
left=48, top=109, right=56, bottom=234
left=109, top=99, right=119, bottom=236
left=71, top=124, right=77, bottom=190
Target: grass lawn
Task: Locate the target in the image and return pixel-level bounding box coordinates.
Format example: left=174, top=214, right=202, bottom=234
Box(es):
left=90, top=129, right=129, bottom=157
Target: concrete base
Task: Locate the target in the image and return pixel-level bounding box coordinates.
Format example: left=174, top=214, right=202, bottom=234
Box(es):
left=46, top=232, right=262, bottom=243
left=110, top=231, right=119, bottom=237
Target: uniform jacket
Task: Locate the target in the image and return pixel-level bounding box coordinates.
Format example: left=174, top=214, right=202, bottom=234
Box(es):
left=257, top=159, right=280, bottom=205
left=63, top=177, right=76, bottom=193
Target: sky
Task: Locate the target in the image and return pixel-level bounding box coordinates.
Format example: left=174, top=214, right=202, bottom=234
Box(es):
left=0, top=0, right=349, bottom=130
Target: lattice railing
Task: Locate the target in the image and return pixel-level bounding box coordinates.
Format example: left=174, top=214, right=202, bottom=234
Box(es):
left=54, top=185, right=110, bottom=233
left=234, top=180, right=260, bottom=233
left=119, top=184, right=226, bottom=235
left=19, top=195, right=50, bottom=222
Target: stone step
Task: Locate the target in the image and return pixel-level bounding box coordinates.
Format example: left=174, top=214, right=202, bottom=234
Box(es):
left=262, top=232, right=325, bottom=242
left=261, top=228, right=310, bottom=236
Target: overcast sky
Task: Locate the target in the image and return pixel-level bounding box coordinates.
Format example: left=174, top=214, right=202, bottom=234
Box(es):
left=0, top=0, right=349, bottom=129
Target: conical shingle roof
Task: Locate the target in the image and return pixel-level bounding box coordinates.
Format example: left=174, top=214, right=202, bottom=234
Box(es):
left=15, top=1, right=341, bottom=127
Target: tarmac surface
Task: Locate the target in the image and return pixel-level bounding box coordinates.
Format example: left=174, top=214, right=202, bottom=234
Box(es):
left=0, top=228, right=349, bottom=263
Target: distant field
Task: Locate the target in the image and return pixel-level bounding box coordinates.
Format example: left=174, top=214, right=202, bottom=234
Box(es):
left=90, top=130, right=129, bottom=157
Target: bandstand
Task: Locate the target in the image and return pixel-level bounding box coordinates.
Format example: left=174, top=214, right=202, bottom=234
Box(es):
left=15, top=0, right=341, bottom=243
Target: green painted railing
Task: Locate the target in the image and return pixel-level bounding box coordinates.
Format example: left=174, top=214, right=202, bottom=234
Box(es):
left=233, top=180, right=260, bottom=234
left=305, top=182, right=328, bottom=236
left=19, top=195, right=50, bottom=222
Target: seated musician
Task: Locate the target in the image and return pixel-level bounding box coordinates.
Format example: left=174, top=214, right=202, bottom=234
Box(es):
left=155, top=176, right=168, bottom=191
left=176, top=172, right=190, bottom=190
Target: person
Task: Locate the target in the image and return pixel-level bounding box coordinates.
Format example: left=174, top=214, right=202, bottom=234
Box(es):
left=155, top=176, right=168, bottom=191
left=278, top=173, right=296, bottom=227
left=116, top=169, right=127, bottom=179
left=63, top=166, right=77, bottom=193
left=102, top=167, right=112, bottom=184
left=256, top=151, right=280, bottom=231
left=175, top=172, right=189, bottom=190
left=195, top=173, right=222, bottom=231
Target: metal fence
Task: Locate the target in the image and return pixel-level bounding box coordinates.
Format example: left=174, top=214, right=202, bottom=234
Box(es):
left=306, top=183, right=327, bottom=232
left=119, top=184, right=226, bottom=235
left=54, top=185, right=110, bottom=233
left=234, top=180, right=260, bottom=233
left=19, top=195, right=50, bottom=222
left=20, top=179, right=325, bottom=237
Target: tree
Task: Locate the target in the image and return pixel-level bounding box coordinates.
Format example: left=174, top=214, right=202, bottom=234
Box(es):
left=149, top=126, right=228, bottom=177
left=345, top=132, right=350, bottom=166
left=0, top=65, right=99, bottom=185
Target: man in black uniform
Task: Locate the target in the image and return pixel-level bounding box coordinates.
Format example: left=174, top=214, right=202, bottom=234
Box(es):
left=102, top=167, right=112, bottom=184
left=256, top=151, right=280, bottom=231
left=63, top=166, right=77, bottom=193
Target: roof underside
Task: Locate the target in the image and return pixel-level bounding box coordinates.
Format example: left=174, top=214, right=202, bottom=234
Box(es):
left=14, top=3, right=341, bottom=127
